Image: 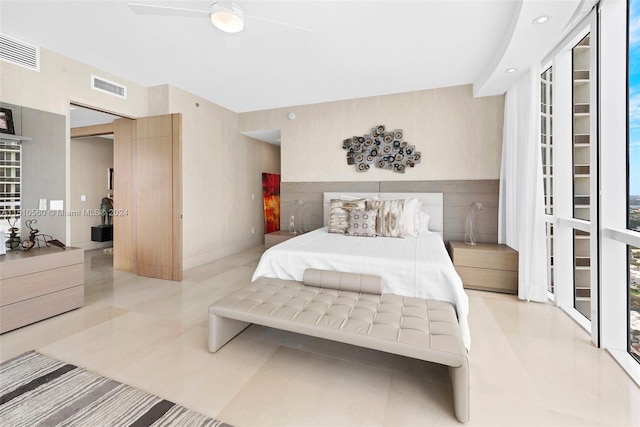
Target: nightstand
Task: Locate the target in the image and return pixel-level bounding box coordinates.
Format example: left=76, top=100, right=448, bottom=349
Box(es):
left=448, top=241, right=518, bottom=294
left=264, top=230, right=297, bottom=248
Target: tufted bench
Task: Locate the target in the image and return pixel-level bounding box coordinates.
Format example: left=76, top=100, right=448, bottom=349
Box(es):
left=208, top=269, right=469, bottom=423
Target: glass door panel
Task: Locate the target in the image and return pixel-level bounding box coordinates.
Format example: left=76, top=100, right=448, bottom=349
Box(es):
left=574, top=229, right=591, bottom=319
left=541, top=66, right=555, bottom=295
left=631, top=246, right=640, bottom=361
left=541, top=66, right=554, bottom=215
left=572, top=34, right=591, bottom=221
left=546, top=223, right=555, bottom=294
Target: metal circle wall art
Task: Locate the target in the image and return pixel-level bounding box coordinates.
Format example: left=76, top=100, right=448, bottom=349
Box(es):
left=342, top=125, right=422, bottom=173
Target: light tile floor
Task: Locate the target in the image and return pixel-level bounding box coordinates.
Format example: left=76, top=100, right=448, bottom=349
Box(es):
left=1, top=247, right=639, bottom=426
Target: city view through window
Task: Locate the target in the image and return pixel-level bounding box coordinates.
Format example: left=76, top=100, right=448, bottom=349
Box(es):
left=629, top=0, right=639, bottom=360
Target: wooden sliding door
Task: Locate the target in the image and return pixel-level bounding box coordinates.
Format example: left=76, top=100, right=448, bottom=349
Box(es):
left=135, top=114, right=182, bottom=281
left=113, top=114, right=182, bottom=281
left=113, top=118, right=136, bottom=273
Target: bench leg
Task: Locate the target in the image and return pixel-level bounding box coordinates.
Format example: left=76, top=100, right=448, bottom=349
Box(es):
left=208, top=313, right=250, bottom=353
left=449, top=360, right=469, bottom=423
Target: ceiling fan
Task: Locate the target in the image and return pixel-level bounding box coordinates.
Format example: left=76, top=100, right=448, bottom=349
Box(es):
left=128, top=1, right=311, bottom=34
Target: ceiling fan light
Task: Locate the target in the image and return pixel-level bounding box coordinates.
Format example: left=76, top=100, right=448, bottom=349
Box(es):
left=210, top=3, right=244, bottom=33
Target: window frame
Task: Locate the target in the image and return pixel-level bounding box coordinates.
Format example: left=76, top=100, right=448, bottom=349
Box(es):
left=598, top=0, right=640, bottom=385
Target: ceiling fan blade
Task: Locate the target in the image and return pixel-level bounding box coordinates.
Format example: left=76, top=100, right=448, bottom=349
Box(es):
left=128, top=3, right=209, bottom=18
left=245, top=14, right=312, bottom=32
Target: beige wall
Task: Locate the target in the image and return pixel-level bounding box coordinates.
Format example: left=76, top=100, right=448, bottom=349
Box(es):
left=2, top=45, right=496, bottom=269
left=148, top=85, right=281, bottom=269
left=239, top=84, right=504, bottom=182
left=0, top=49, right=149, bottom=123
left=1, top=48, right=149, bottom=246
left=69, top=137, right=114, bottom=250
left=2, top=47, right=280, bottom=271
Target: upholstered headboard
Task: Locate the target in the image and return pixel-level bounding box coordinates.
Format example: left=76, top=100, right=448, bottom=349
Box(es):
left=322, top=192, right=444, bottom=236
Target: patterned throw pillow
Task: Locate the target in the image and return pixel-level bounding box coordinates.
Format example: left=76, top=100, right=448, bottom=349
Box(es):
left=328, top=198, right=367, bottom=234
left=346, top=210, right=378, bottom=237
left=365, top=199, right=404, bottom=237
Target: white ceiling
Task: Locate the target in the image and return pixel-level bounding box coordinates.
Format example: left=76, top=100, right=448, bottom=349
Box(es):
left=0, top=0, right=590, bottom=113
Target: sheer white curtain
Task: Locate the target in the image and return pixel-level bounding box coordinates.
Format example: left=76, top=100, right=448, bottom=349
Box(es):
left=498, top=65, right=548, bottom=302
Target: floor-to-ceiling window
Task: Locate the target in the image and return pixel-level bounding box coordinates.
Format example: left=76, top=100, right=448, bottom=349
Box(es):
left=536, top=0, right=638, bottom=386
left=572, top=33, right=595, bottom=320
left=543, top=12, right=598, bottom=335
left=596, top=0, right=638, bottom=384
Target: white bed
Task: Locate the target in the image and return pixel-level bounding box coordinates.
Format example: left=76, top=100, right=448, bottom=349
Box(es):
left=252, top=192, right=470, bottom=349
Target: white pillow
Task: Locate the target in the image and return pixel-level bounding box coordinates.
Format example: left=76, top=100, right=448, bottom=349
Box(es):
left=401, top=198, right=422, bottom=237
left=419, top=211, right=432, bottom=234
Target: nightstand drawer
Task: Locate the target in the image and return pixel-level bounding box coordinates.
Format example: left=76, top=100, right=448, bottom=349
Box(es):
left=455, top=266, right=518, bottom=293
left=448, top=241, right=518, bottom=294
left=265, top=230, right=296, bottom=248
left=449, top=242, right=517, bottom=271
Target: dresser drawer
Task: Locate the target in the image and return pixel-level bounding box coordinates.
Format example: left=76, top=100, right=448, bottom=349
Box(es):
left=0, top=285, right=84, bottom=333
left=0, top=246, right=85, bottom=333
left=0, top=247, right=84, bottom=280
left=0, top=263, right=84, bottom=306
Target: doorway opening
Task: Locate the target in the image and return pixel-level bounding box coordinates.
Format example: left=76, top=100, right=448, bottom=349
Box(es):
left=69, top=104, right=123, bottom=269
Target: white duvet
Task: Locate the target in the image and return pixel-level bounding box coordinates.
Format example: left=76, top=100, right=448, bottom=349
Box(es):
left=252, top=228, right=470, bottom=349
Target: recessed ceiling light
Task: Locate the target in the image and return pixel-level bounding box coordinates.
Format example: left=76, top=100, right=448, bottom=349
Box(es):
left=533, top=15, right=550, bottom=25
left=505, top=68, right=517, bottom=73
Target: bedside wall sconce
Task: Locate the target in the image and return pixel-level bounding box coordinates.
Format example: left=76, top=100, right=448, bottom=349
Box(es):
left=465, top=202, right=484, bottom=245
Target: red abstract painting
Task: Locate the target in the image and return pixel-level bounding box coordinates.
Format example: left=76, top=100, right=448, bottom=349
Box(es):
left=261, top=173, right=280, bottom=233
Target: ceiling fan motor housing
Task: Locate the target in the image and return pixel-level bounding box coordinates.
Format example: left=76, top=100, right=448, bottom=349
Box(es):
left=210, top=1, right=245, bottom=33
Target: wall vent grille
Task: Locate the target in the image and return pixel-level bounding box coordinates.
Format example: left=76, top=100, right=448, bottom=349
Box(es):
left=0, top=33, right=40, bottom=71
left=91, top=75, right=127, bottom=99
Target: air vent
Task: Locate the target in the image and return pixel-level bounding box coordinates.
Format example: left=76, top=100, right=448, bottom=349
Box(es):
left=91, top=75, right=127, bottom=99
left=0, top=33, right=40, bottom=71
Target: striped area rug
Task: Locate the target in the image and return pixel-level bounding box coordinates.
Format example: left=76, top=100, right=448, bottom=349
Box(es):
left=0, top=351, right=231, bottom=426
